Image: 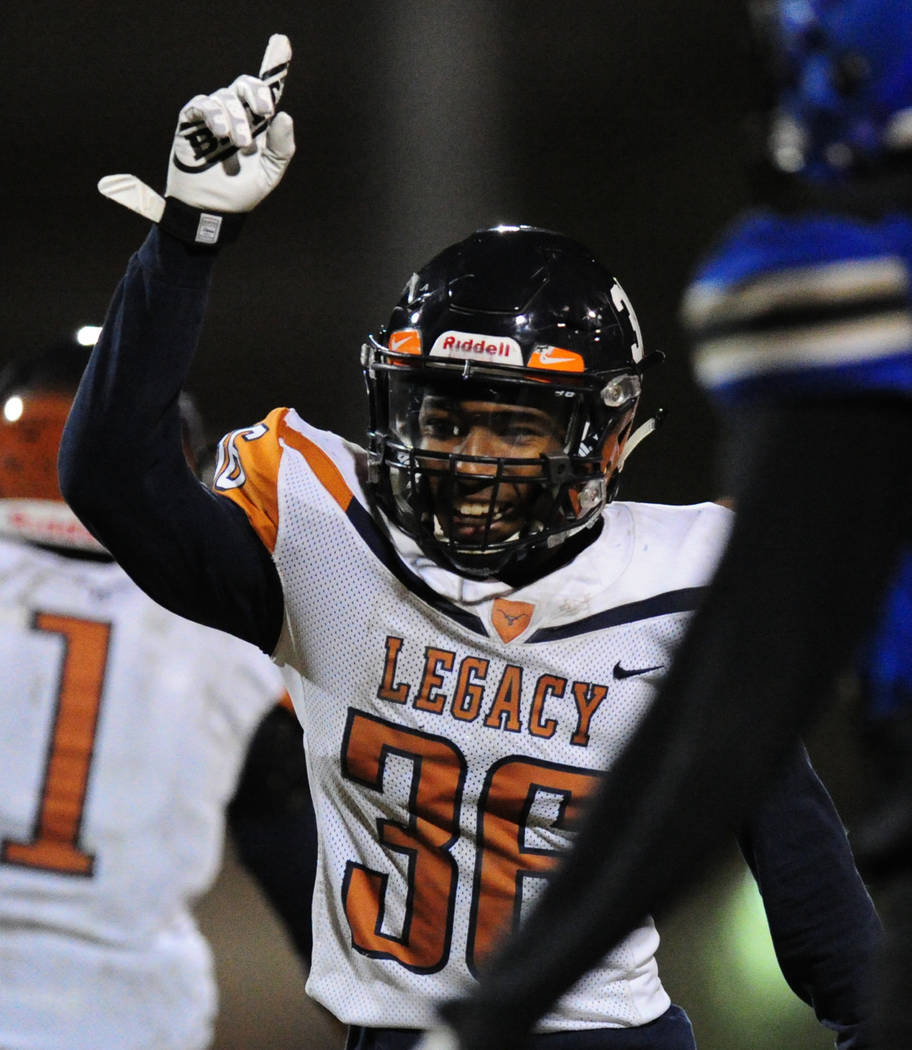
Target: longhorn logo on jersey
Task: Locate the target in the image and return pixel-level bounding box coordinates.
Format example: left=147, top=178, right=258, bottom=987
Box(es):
left=492, top=598, right=534, bottom=643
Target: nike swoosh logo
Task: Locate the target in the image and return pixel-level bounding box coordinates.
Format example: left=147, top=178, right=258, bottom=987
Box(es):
left=390, top=333, right=415, bottom=352
left=612, top=661, right=665, bottom=680
left=535, top=349, right=580, bottom=367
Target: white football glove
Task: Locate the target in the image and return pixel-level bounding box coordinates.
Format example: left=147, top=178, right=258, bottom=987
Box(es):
left=98, top=34, right=294, bottom=246
left=165, top=33, right=294, bottom=212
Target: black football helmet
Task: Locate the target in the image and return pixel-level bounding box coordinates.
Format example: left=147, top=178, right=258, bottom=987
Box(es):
left=363, top=225, right=659, bottom=579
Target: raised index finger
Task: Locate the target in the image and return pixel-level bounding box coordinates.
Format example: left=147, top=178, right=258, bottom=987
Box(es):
left=259, top=34, right=292, bottom=109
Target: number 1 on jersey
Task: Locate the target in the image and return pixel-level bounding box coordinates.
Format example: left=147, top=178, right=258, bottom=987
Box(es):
left=1, top=613, right=111, bottom=876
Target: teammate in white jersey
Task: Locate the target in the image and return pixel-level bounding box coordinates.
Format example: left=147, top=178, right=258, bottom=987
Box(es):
left=59, top=36, right=880, bottom=1050
left=0, top=337, right=318, bottom=1050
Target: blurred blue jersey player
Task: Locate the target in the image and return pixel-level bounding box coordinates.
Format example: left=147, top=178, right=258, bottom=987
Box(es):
left=422, top=3, right=912, bottom=1049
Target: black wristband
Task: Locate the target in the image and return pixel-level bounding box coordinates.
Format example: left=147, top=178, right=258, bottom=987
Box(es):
left=159, top=196, right=247, bottom=247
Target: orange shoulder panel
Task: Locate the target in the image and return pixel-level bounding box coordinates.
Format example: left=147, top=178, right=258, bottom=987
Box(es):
left=211, top=407, right=287, bottom=553
left=276, top=414, right=354, bottom=513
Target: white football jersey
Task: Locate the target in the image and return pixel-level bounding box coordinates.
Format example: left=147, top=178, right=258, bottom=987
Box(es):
left=0, top=534, right=287, bottom=1050
left=214, top=408, right=732, bottom=1034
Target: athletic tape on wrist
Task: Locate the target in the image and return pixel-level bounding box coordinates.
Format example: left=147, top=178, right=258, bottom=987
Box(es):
left=159, top=196, right=247, bottom=246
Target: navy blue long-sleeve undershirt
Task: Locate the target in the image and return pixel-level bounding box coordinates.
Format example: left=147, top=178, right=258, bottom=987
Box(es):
left=59, top=226, right=284, bottom=654
left=736, top=748, right=881, bottom=1047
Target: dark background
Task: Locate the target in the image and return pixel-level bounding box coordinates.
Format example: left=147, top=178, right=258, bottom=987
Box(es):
left=3, top=0, right=765, bottom=504
left=3, top=3, right=866, bottom=1048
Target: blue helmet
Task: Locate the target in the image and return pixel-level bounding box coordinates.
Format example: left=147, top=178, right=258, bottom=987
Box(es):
left=765, top=0, right=912, bottom=180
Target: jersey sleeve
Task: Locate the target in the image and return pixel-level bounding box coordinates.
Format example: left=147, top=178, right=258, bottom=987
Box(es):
left=211, top=407, right=291, bottom=555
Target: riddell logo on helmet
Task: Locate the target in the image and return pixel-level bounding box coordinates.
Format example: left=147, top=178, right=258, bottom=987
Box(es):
left=429, top=331, right=524, bottom=366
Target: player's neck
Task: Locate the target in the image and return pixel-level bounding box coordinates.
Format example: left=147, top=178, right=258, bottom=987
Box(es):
left=496, top=518, right=604, bottom=589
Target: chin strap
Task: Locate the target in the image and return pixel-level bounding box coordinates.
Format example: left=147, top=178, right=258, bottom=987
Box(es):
left=618, top=408, right=665, bottom=471
left=615, top=348, right=666, bottom=473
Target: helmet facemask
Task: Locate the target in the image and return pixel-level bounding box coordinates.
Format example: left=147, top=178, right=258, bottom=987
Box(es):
left=366, top=351, right=640, bottom=578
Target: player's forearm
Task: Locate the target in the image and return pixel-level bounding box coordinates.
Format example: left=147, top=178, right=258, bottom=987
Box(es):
left=228, top=705, right=318, bottom=968
left=737, top=748, right=881, bottom=1048
left=60, top=225, right=215, bottom=517
left=60, top=227, right=285, bottom=651
left=59, top=223, right=216, bottom=575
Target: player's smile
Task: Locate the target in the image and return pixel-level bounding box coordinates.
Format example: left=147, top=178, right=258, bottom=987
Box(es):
left=446, top=490, right=523, bottom=542
left=435, top=470, right=539, bottom=545
left=416, top=397, right=564, bottom=545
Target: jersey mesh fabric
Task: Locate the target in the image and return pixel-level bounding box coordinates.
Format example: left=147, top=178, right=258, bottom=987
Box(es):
left=217, top=408, right=731, bottom=1033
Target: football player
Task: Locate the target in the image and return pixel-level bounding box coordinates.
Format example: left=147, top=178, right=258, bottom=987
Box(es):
left=59, top=35, right=881, bottom=1050
left=413, top=2, right=912, bottom=1048
left=0, top=336, right=320, bottom=1050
